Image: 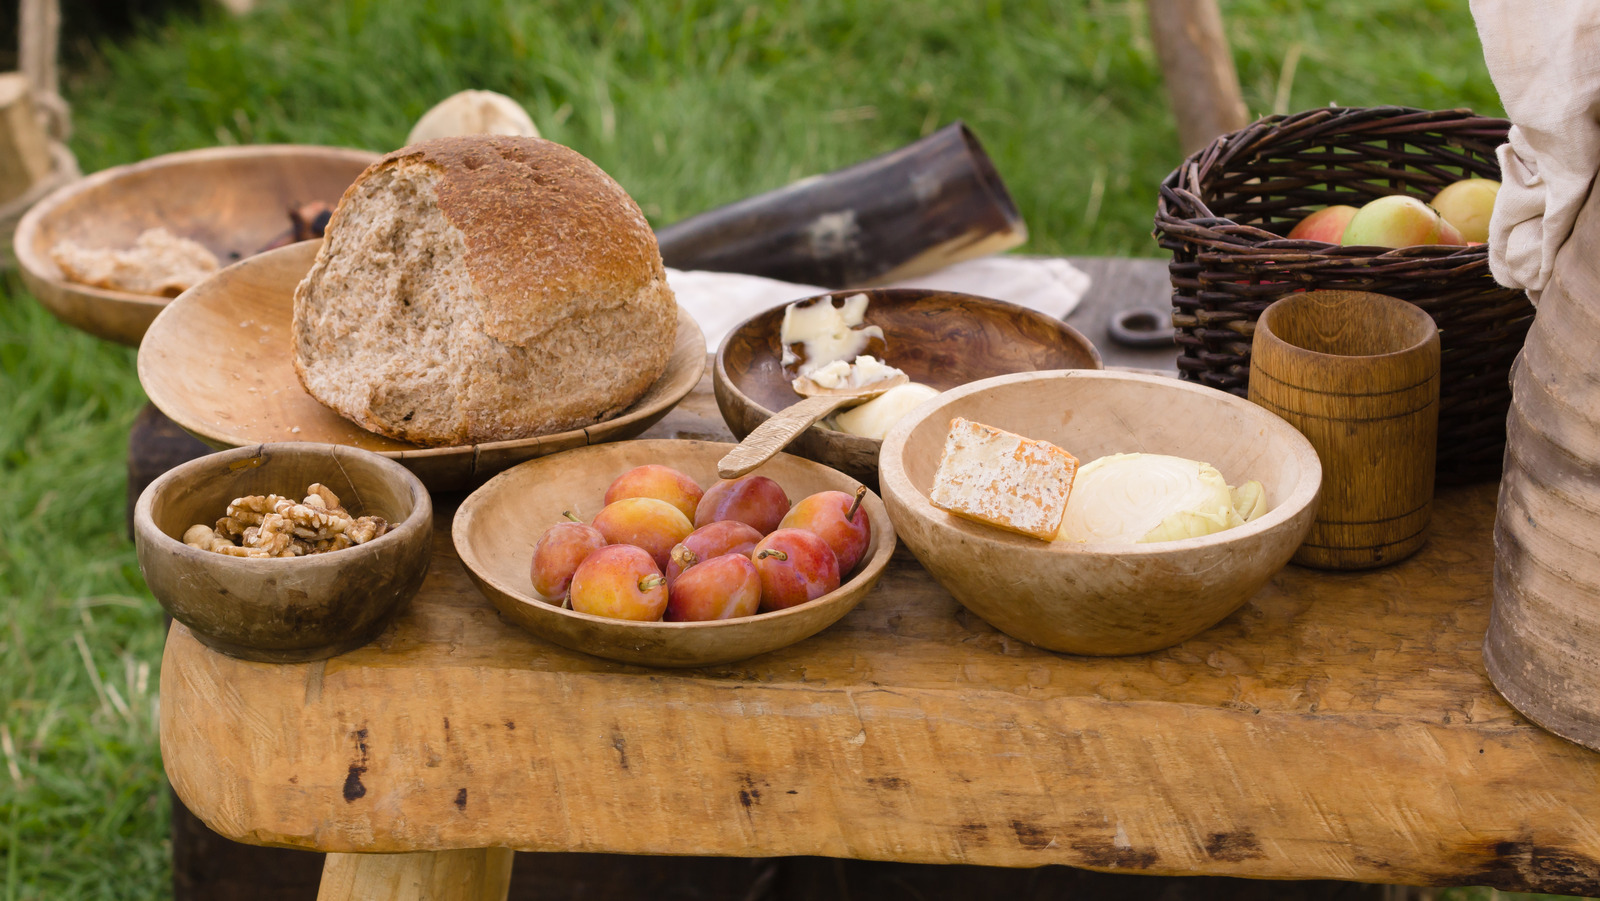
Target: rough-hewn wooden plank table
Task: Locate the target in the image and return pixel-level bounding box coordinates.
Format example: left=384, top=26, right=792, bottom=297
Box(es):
left=154, top=258, right=1600, bottom=898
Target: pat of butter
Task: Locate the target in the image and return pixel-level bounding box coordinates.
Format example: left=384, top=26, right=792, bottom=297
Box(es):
left=832, top=382, right=940, bottom=439
left=780, top=294, right=883, bottom=377
left=797, top=355, right=905, bottom=392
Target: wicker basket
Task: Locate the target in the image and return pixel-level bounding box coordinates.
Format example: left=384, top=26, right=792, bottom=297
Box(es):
left=1154, top=106, right=1532, bottom=483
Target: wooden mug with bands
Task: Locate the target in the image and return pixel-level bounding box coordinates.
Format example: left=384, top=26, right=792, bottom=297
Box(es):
left=1249, top=291, right=1440, bottom=570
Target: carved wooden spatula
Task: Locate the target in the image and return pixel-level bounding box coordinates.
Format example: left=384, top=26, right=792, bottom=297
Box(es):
left=715, top=370, right=908, bottom=480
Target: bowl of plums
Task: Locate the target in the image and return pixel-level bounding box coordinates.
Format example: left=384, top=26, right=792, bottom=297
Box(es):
left=452, top=439, right=897, bottom=667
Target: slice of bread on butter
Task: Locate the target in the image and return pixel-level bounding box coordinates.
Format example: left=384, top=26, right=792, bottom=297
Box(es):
left=928, top=418, right=1079, bottom=540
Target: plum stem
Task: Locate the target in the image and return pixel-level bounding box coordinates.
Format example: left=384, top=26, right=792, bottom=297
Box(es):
left=561, top=511, right=582, bottom=523
left=757, top=548, right=788, bottom=562
left=638, top=574, right=667, bottom=592
left=846, top=485, right=867, bottom=521
left=671, top=546, right=698, bottom=572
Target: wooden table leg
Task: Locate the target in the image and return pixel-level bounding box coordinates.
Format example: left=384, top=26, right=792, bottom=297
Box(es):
left=317, top=849, right=514, bottom=901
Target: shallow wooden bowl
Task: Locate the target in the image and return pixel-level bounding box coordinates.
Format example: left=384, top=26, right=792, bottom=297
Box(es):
left=133, top=442, right=432, bottom=662
left=138, top=241, right=706, bottom=492
left=714, top=289, right=1102, bottom=485
left=878, top=370, right=1322, bottom=656
left=15, top=144, right=379, bottom=346
left=453, top=439, right=896, bottom=668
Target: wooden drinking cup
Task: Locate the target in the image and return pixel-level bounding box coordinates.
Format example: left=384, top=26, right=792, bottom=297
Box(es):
left=1249, top=291, right=1440, bottom=570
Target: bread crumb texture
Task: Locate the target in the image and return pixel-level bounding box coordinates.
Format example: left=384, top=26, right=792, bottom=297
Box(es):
left=928, top=417, right=1079, bottom=541
left=51, top=227, right=219, bottom=297
left=293, top=136, right=676, bottom=447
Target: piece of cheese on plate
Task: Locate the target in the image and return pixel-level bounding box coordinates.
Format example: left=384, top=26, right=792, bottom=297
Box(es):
left=928, top=418, right=1078, bottom=540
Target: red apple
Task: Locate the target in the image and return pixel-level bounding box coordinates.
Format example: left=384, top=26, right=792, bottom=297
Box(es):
left=1286, top=205, right=1358, bottom=244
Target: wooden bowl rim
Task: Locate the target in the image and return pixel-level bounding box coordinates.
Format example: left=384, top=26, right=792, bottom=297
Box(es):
left=878, top=369, right=1323, bottom=557
left=451, top=438, right=898, bottom=632
left=712, top=287, right=1104, bottom=439
left=133, top=441, right=433, bottom=570
left=136, top=240, right=707, bottom=462
left=1258, top=290, right=1441, bottom=363
left=14, top=143, right=381, bottom=308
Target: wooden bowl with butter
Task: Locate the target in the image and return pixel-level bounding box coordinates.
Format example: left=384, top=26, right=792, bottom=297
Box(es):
left=714, top=289, right=1102, bottom=485
left=877, top=370, right=1322, bottom=656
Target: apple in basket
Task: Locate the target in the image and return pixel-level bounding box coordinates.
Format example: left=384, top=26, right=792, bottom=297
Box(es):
left=1340, top=195, right=1463, bottom=248
left=1432, top=177, right=1500, bottom=244
left=1286, top=205, right=1358, bottom=244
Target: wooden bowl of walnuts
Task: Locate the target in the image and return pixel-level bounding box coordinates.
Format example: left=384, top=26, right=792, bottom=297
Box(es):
left=133, top=442, right=432, bottom=662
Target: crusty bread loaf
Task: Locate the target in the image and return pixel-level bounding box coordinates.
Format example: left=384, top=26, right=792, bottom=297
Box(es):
left=292, top=136, right=676, bottom=447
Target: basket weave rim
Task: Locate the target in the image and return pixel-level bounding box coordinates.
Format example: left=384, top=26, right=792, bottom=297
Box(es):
left=1154, top=106, right=1510, bottom=261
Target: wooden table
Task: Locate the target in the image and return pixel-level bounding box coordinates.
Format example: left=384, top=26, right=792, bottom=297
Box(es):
left=153, top=258, right=1600, bottom=898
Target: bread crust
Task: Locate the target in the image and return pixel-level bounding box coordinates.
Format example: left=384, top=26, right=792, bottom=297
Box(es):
left=293, top=136, right=676, bottom=447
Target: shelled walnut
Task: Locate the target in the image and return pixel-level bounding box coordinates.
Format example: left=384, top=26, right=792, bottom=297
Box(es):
left=183, top=483, right=389, bottom=557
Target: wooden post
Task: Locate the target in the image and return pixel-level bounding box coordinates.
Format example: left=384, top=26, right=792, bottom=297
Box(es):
left=0, top=74, right=54, bottom=203
left=317, top=849, right=514, bottom=901
left=18, top=0, right=68, bottom=139
left=1146, top=0, right=1250, bottom=155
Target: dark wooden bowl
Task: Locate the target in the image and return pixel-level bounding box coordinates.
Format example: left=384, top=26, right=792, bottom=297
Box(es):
left=14, top=144, right=378, bottom=346
left=133, top=442, right=432, bottom=663
left=713, top=289, right=1103, bottom=484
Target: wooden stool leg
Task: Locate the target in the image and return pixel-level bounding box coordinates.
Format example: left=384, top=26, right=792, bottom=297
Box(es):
left=317, top=849, right=514, bottom=901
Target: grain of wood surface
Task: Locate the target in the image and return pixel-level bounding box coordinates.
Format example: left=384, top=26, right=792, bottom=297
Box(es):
left=160, top=367, right=1600, bottom=894
left=1250, top=292, right=1441, bottom=570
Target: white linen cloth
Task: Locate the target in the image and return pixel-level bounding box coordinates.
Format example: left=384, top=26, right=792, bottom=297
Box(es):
left=1470, top=1, right=1600, bottom=303
left=667, top=256, right=1091, bottom=351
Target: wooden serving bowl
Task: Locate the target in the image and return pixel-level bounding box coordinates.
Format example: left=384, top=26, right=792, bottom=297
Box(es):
left=878, top=370, right=1322, bottom=656
left=133, top=443, right=432, bottom=663
left=453, top=439, right=896, bottom=668
left=714, top=289, right=1102, bottom=485
left=15, top=144, right=379, bottom=346
left=138, top=240, right=706, bottom=492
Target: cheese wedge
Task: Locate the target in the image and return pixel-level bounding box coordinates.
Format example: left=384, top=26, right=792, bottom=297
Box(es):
left=928, top=418, right=1079, bottom=540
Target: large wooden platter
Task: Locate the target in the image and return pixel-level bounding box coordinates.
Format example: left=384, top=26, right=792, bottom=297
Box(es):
left=137, top=241, right=706, bottom=492
left=159, top=375, right=1600, bottom=894
left=15, top=144, right=378, bottom=346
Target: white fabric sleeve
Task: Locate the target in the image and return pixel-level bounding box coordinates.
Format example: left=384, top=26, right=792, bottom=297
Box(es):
left=1470, top=0, right=1600, bottom=303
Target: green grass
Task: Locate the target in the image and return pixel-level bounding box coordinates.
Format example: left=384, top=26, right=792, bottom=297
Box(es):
left=0, top=0, right=1563, bottom=898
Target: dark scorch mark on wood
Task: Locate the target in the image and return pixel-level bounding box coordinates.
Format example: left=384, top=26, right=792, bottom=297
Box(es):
left=343, top=728, right=369, bottom=803
left=1204, top=830, right=1265, bottom=862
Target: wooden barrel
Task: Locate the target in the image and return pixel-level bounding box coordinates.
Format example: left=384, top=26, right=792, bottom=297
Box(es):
left=1486, top=182, right=1600, bottom=750
left=1249, top=291, right=1440, bottom=570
